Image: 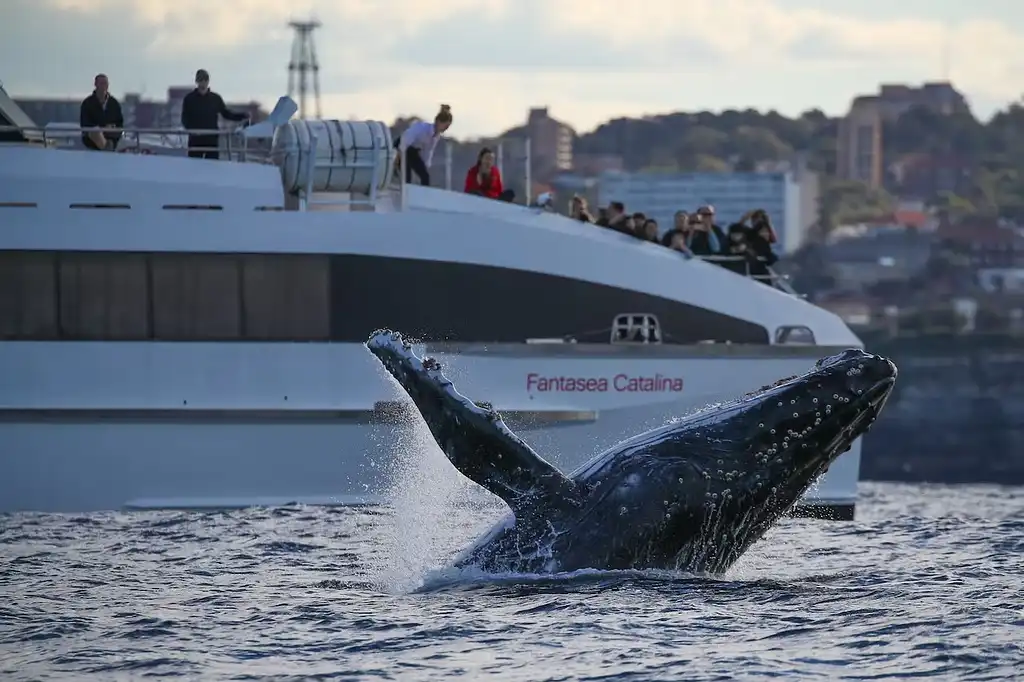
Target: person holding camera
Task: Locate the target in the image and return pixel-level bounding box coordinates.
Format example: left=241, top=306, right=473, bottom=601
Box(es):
left=569, top=195, right=594, bottom=222
left=737, top=209, right=779, bottom=284
left=685, top=212, right=721, bottom=255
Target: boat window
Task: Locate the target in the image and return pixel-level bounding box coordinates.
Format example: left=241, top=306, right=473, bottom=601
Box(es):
left=0, top=251, right=330, bottom=341
left=774, top=325, right=816, bottom=345
left=59, top=252, right=149, bottom=339
left=151, top=253, right=242, bottom=339
left=241, top=255, right=330, bottom=340
left=0, top=251, right=58, bottom=339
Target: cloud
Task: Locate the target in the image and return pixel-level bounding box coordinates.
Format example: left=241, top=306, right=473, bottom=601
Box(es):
left=383, top=4, right=724, bottom=72
left=45, top=0, right=506, bottom=51
left=7, top=0, right=1024, bottom=136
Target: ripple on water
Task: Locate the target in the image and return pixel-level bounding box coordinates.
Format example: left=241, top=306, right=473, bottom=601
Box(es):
left=0, top=482, right=1022, bottom=681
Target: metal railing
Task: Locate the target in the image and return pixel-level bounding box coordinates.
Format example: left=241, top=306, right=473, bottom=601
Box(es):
left=699, top=254, right=799, bottom=295
left=0, top=124, right=269, bottom=162
left=395, top=136, right=535, bottom=205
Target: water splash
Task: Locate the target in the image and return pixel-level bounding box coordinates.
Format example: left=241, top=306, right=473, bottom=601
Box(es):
left=367, top=400, right=471, bottom=593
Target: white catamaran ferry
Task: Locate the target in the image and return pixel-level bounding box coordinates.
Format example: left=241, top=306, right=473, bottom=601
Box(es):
left=0, top=88, right=866, bottom=516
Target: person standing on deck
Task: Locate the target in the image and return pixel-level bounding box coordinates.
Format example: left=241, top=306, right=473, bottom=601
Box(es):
left=395, top=104, right=453, bottom=186
left=181, top=69, right=249, bottom=160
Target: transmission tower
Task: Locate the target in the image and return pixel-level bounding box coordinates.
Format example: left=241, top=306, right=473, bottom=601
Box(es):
left=287, top=19, right=322, bottom=120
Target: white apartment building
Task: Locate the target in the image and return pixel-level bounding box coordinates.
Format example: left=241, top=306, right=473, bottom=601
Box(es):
left=598, top=170, right=812, bottom=254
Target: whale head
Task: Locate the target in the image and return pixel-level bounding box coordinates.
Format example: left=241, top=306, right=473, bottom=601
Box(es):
left=567, top=348, right=897, bottom=575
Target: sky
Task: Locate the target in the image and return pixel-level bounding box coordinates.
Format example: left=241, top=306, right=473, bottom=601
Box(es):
left=3, top=0, right=1023, bottom=138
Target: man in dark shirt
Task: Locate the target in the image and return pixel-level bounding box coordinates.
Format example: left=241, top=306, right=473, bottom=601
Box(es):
left=695, top=204, right=727, bottom=254
left=79, top=73, right=124, bottom=151
left=181, top=69, right=249, bottom=160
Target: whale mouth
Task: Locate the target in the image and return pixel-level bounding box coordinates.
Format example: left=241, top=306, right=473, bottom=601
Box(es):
left=827, top=375, right=895, bottom=448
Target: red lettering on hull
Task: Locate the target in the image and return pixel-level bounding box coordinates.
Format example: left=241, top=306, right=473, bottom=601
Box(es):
left=526, top=373, right=684, bottom=393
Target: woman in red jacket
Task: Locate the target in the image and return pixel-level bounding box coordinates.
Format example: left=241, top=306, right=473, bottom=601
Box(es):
left=465, top=148, right=514, bottom=201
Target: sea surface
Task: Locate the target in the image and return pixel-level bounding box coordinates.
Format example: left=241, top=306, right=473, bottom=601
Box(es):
left=2, top=482, right=1022, bottom=681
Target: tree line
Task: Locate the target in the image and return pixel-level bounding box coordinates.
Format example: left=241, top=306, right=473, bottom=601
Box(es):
left=569, top=100, right=1024, bottom=225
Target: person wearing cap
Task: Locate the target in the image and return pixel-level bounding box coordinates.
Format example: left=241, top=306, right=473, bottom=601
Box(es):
left=180, top=69, right=249, bottom=160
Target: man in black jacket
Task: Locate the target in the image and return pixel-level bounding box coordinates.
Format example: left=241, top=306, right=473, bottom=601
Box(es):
left=79, top=74, right=124, bottom=151
left=181, top=69, right=249, bottom=160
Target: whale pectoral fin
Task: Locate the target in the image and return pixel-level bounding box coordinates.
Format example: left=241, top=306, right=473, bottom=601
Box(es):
left=366, top=330, right=585, bottom=515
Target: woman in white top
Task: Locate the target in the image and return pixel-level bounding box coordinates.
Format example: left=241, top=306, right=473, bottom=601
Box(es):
left=394, top=104, right=452, bottom=186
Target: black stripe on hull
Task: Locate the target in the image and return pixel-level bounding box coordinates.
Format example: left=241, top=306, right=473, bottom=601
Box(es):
left=0, top=250, right=768, bottom=344
left=328, top=255, right=768, bottom=344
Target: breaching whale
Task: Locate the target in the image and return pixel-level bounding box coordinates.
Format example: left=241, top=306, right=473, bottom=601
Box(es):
left=366, top=330, right=897, bottom=576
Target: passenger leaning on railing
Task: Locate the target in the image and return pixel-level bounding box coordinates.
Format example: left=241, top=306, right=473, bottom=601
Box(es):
left=599, top=201, right=634, bottom=237
left=744, top=210, right=779, bottom=283
left=464, top=147, right=514, bottom=201
left=638, top=218, right=660, bottom=243
left=80, top=73, right=123, bottom=151
left=695, top=205, right=727, bottom=252
left=721, top=223, right=755, bottom=275
left=659, top=211, right=688, bottom=248
left=394, top=104, right=453, bottom=187
left=664, top=228, right=693, bottom=256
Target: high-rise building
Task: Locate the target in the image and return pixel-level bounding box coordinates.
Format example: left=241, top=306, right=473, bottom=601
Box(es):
left=525, top=107, right=573, bottom=174
left=836, top=81, right=969, bottom=189
left=836, top=97, right=884, bottom=188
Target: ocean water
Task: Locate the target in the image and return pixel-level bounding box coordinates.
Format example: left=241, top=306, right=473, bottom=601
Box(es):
left=2, top=481, right=1022, bottom=681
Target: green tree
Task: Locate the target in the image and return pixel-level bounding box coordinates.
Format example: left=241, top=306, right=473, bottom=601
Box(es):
left=820, top=179, right=895, bottom=228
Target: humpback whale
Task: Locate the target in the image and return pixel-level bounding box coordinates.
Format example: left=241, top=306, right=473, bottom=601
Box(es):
left=366, top=330, right=897, bottom=576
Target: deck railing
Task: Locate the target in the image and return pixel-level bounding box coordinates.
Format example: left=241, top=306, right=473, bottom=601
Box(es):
left=0, top=124, right=269, bottom=162
left=699, top=255, right=799, bottom=295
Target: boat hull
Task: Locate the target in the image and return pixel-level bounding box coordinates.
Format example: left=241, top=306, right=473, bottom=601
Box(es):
left=0, top=342, right=862, bottom=516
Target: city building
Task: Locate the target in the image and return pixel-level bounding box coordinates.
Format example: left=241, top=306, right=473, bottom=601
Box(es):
left=836, top=81, right=969, bottom=189
left=597, top=169, right=811, bottom=253
left=524, top=107, right=573, bottom=175
left=837, top=96, right=884, bottom=188
left=874, top=82, right=968, bottom=119
left=888, top=153, right=973, bottom=199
